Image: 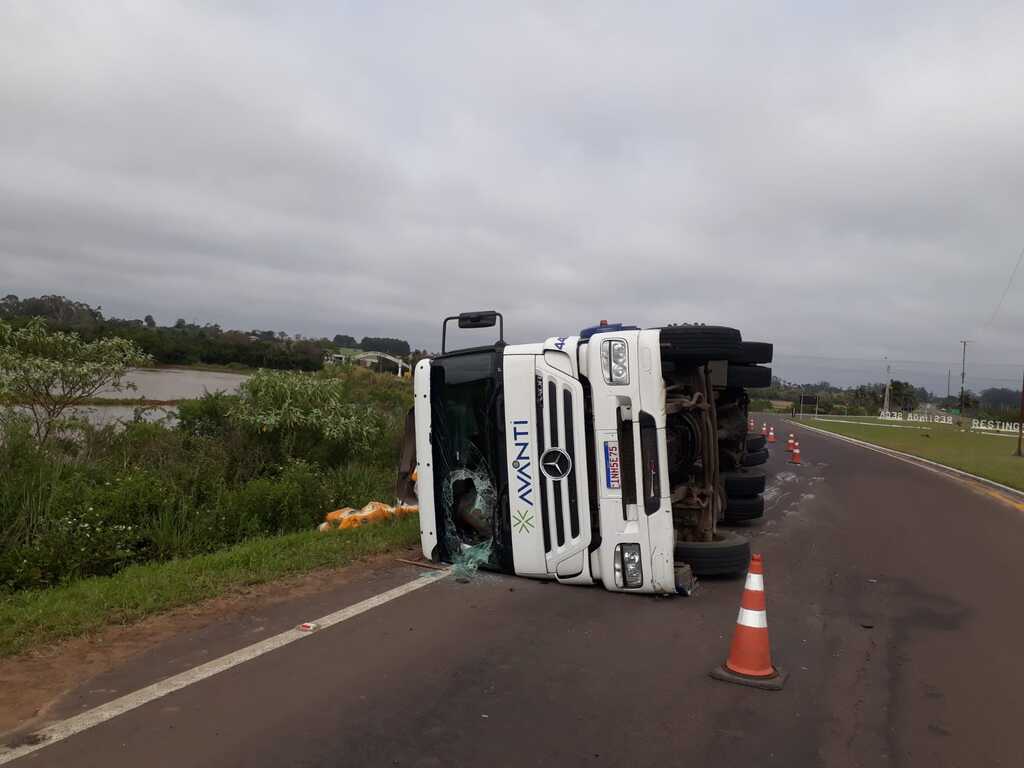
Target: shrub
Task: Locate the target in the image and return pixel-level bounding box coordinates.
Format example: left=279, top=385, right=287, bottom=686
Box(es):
left=228, top=461, right=328, bottom=536
left=230, top=369, right=396, bottom=464
left=177, top=391, right=237, bottom=439
left=0, top=367, right=411, bottom=594
left=322, top=462, right=396, bottom=510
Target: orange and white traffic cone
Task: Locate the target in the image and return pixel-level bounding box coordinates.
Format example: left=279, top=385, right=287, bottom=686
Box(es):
left=710, top=554, right=787, bottom=690
left=785, top=434, right=795, bottom=452
left=767, top=426, right=777, bottom=444
left=761, top=422, right=768, bottom=436
left=790, top=442, right=801, bottom=465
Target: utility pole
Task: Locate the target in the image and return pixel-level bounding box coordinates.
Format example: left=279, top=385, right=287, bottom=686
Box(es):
left=1016, top=368, right=1023, bottom=458
left=959, top=340, right=972, bottom=413
left=881, top=357, right=892, bottom=414
left=947, top=369, right=951, bottom=399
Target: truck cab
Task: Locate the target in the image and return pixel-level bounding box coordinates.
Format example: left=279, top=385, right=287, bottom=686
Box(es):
left=409, top=311, right=767, bottom=594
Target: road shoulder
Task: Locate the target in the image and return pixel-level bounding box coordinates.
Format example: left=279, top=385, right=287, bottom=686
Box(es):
left=0, top=546, right=428, bottom=740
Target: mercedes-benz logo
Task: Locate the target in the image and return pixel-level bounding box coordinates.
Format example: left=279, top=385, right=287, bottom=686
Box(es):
left=539, top=448, right=572, bottom=480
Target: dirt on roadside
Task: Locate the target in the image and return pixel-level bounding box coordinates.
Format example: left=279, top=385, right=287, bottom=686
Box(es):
left=0, top=545, right=424, bottom=737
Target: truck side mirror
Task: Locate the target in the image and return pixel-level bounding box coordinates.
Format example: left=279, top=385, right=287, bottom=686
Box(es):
left=442, top=310, right=504, bottom=353
left=458, top=311, right=497, bottom=329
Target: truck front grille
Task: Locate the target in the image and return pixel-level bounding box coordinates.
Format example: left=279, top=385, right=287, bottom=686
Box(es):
left=535, top=374, right=581, bottom=553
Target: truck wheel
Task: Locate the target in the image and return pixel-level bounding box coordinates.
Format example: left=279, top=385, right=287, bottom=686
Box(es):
left=660, top=325, right=742, bottom=361
left=723, top=495, right=765, bottom=523
left=674, top=532, right=750, bottom=576
left=741, top=448, right=769, bottom=467
left=746, top=434, right=766, bottom=452
left=723, top=469, right=766, bottom=496
left=732, top=341, right=774, bottom=365
left=727, top=364, right=772, bottom=389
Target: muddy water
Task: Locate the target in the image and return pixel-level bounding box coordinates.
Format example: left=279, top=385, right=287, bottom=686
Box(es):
left=98, top=368, right=249, bottom=401
left=81, top=368, right=250, bottom=425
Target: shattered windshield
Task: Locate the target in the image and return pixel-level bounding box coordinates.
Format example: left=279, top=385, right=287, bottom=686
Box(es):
left=429, top=350, right=509, bottom=572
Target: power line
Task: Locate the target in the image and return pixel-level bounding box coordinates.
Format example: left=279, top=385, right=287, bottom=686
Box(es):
left=984, top=242, right=1024, bottom=327
left=775, top=352, right=1021, bottom=368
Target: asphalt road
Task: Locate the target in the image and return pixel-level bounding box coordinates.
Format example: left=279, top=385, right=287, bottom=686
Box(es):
left=6, top=419, right=1024, bottom=767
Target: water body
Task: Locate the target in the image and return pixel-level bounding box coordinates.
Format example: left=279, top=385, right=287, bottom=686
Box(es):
left=79, top=368, right=250, bottom=426
left=99, top=368, right=249, bottom=401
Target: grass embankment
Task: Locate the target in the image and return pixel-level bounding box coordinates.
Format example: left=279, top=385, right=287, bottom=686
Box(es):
left=798, top=417, right=1024, bottom=491
left=0, top=516, right=420, bottom=658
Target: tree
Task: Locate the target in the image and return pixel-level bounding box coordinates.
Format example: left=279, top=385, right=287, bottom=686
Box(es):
left=360, top=336, right=410, bottom=356
left=144, top=314, right=156, bottom=328
left=981, top=388, right=1020, bottom=409
left=0, top=295, right=103, bottom=328
left=333, top=334, right=357, bottom=347
left=174, top=318, right=187, bottom=329
left=889, top=380, right=919, bottom=411
left=0, top=319, right=152, bottom=442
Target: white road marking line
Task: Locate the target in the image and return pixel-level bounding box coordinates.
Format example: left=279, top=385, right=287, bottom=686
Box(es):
left=805, top=417, right=932, bottom=429
left=789, top=420, right=1024, bottom=502
left=0, top=569, right=449, bottom=765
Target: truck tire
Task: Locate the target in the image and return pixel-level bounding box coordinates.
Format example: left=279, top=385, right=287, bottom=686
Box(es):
left=727, top=364, right=772, bottom=389
left=660, top=325, right=742, bottom=361
left=741, top=448, right=769, bottom=467
left=723, top=495, right=765, bottom=523
left=723, top=469, right=766, bottom=496
left=674, top=532, right=750, bottom=577
left=733, top=341, right=774, bottom=365
left=746, top=434, right=766, bottom=452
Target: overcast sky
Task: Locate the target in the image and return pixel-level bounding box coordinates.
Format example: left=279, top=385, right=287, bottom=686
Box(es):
left=1, top=2, right=1022, bottom=391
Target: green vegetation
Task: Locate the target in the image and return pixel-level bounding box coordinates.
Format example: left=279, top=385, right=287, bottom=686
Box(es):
left=0, top=319, right=152, bottom=441
left=0, top=516, right=420, bottom=657
left=0, top=310, right=425, bottom=654
left=1, top=320, right=414, bottom=599
left=750, top=398, right=794, bottom=413
left=757, top=375, right=1020, bottom=422
left=754, top=378, right=930, bottom=416
left=800, top=417, right=1024, bottom=491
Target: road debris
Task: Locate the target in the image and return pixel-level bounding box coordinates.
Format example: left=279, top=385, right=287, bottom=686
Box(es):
left=317, top=502, right=418, bottom=531
left=395, top=558, right=448, bottom=571
left=452, top=540, right=493, bottom=582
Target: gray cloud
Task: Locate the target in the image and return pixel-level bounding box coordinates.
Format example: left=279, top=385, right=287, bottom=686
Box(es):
left=1, top=1, right=1022, bottom=392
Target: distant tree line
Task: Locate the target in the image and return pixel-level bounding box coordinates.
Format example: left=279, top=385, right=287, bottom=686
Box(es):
left=752, top=375, right=1020, bottom=419
left=360, top=337, right=411, bottom=356
left=0, top=295, right=421, bottom=372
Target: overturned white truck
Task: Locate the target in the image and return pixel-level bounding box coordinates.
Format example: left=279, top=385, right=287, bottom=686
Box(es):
left=398, top=311, right=772, bottom=594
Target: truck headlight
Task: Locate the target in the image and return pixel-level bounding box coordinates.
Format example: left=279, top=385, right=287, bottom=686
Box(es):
left=614, top=543, right=643, bottom=588
left=601, top=339, right=629, bottom=385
